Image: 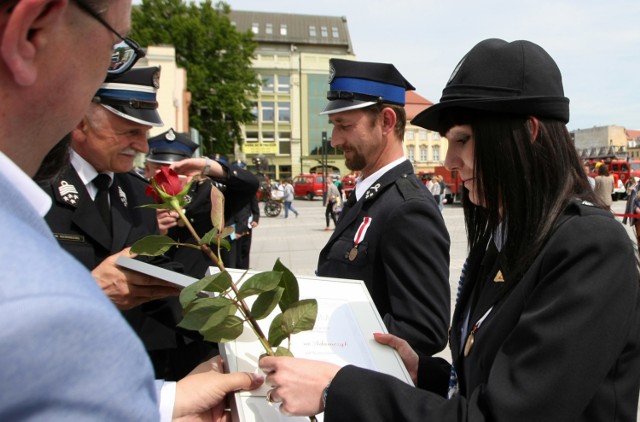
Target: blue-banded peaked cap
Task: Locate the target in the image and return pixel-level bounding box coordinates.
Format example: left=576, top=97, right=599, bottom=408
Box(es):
left=93, top=66, right=163, bottom=127
left=411, top=39, right=570, bottom=130
left=146, top=129, right=198, bottom=164
left=321, top=58, right=415, bottom=115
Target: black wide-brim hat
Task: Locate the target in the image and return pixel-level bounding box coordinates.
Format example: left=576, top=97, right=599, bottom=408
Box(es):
left=412, top=38, right=570, bottom=131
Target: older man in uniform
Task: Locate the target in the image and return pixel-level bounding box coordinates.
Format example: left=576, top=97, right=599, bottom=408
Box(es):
left=39, top=67, right=217, bottom=380
left=316, top=59, right=451, bottom=356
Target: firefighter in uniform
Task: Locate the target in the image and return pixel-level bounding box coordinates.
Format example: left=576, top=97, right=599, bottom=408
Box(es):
left=316, top=59, right=451, bottom=357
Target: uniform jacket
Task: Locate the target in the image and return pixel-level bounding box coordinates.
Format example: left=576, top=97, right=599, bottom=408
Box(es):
left=165, top=165, right=259, bottom=277
left=0, top=171, right=159, bottom=420
left=39, top=165, right=211, bottom=379
left=325, top=201, right=640, bottom=422
left=317, top=160, right=451, bottom=356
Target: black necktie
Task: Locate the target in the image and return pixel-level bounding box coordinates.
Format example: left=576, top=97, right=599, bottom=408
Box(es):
left=340, top=192, right=358, bottom=218
left=93, top=174, right=112, bottom=231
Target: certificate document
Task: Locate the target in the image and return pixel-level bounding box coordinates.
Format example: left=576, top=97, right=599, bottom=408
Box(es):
left=215, top=268, right=413, bottom=422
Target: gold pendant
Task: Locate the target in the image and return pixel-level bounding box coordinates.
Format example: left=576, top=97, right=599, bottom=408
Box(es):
left=348, top=247, right=358, bottom=261
left=464, top=332, right=474, bottom=357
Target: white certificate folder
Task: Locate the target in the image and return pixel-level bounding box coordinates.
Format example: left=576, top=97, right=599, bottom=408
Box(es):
left=214, top=268, right=414, bottom=422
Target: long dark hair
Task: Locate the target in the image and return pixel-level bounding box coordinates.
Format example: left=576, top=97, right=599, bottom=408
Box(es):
left=438, top=109, right=603, bottom=283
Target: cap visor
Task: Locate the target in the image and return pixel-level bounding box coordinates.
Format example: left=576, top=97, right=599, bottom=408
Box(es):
left=320, top=99, right=376, bottom=115
left=101, top=104, right=164, bottom=127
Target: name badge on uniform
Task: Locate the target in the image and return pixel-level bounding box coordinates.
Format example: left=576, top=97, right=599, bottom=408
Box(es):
left=346, top=216, right=372, bottom=261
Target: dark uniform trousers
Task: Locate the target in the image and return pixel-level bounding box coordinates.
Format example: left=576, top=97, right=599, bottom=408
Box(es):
left=317, top=160, right=451, bottom=356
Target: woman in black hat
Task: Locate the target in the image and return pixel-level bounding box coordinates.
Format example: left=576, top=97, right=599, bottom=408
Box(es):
left=258, top=39, right=640, bottom=421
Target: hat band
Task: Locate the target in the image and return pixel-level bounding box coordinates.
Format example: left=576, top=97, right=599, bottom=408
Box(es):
left=149, top=146, right=193, bottom=157
left=93, top=96, right=158, bottom=110
left=330, top=77, right=406, bottom=105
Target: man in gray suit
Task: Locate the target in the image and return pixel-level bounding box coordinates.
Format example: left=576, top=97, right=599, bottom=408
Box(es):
left=0, top=0, right=261, bottom=420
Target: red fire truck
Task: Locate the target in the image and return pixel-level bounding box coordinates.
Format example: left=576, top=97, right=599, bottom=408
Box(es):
left=434, top=166, right=464, bottom=204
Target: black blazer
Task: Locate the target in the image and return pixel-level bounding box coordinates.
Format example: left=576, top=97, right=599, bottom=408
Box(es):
left=325, top=201, right=640, bottom=422
left=317, top=160, right=451, bottom=356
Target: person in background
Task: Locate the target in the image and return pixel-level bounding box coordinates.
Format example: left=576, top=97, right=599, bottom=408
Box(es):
left=324, top=180, right=341, bottom=231
left=0, top=0, right=260, bottom=419
left=315, top=58, right=450, bottom=357
left=259, top=38, right=640, bottom=422
left=430, top=174, right=442, bottom=212
left=593, top=162, right=614, bottom=209
left=144, top=129, right=259, bottom=277
left=282, top=178, right=299, bottom=218
left=584, top=163, right=596, bottom=189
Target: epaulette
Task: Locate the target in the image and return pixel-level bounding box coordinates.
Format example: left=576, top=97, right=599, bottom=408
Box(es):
left=395, top=174, right=423, bottom=200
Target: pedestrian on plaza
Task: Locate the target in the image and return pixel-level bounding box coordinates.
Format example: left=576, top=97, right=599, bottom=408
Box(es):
left=623, top=177, right=640, bottom=245
left=0, top=1, right=261, bottom=419
left=594, top=163, right=614, bottom=209
left=584, top=164, right=596, bottom=189
left=259, top=38, right=640, bottom=422
left=314, top=58, right=451, bottom=357
left=282, top=178, right=299, bottom=218
left=324, top=180, right=341, bottom=231
left=430, top=174, right=442, bottom=212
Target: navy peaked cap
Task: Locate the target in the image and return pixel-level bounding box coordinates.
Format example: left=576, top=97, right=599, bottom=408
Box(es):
left=146, top=129, right=198, bottom=164
left=321, top=58, right=415, bottom=115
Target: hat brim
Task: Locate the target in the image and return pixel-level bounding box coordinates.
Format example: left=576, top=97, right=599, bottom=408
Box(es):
left=411, top=96, right=570, bottom=131
left=101, top=104, right=164, bottom=127
left=146, top=154, right=188, bottom=165
left=320, top=99, right=377, bottom=115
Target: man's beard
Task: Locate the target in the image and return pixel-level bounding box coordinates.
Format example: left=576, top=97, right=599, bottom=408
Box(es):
left=344, top=149, right=366, bottom=171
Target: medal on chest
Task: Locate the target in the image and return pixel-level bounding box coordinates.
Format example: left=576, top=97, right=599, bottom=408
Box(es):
left=346, top=216, right=372, bottom=261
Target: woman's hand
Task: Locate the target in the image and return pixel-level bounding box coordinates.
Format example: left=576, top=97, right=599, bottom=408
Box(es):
left=374, top=333, right=419, bottom=384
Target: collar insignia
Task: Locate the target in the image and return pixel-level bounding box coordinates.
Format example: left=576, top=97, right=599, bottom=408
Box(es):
left=57, top=181, right=80, bottom=207
left=494, top=270, right=505, bottom=283
left=364, top=183, right=381, bottom=200
left=118, top=186, right=128, bottom=208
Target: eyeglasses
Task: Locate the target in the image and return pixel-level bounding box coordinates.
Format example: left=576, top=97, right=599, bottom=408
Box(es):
left=73, top=0, right=145, bottom=75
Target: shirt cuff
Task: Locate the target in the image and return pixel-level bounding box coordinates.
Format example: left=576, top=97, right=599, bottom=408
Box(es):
left=159, top=381, right=177, bottom=422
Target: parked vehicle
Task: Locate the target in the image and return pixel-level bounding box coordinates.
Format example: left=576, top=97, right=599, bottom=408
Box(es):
left=293, top=173, right=325, bottom=200
left=586, top=159, right=640, bottom=201
left=340, top=172, right=360, bottom=198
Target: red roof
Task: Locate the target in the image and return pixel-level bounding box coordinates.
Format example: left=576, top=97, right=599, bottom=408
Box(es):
left=405, top=91, right=434, bottom=121
left=626, top=129, right=640, bottom=140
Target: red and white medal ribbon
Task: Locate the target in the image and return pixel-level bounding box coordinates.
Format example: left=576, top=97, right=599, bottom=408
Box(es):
left=347, top=216, right=372, bottom=261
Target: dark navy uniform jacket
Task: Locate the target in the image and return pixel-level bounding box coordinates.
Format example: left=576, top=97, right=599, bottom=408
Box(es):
left=324, top=201, right=640, bottom=422
left=317, top=160, right=451, bottom=356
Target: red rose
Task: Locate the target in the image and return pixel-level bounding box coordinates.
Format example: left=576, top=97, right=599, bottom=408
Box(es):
left=146, top=166, right=183, bottom=203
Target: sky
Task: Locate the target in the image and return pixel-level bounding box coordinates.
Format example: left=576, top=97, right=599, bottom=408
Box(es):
left=136, top=0, right=640, bottom=131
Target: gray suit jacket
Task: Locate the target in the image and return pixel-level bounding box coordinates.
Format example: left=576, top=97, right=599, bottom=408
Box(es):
left=0, top=172, right=160, bottom=420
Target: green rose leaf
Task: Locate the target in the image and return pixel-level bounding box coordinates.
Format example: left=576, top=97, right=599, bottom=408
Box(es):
left=180, top=271, right=232, bottom=307
left=237, top=271, right=282, bottom=300
left=210, top=184, right=225, bottom=232
left=251, top=287, right=284, bottom=320
left=200, top=315, right=244, bottom=343
left=177, top=297, right=233, bottom=331
left=281, top=299, right=318, bottom=335
left=272, top=259, right=299, bottom=311
left=218, top=238, right=231, bottom=252
left=220, top=226, right=235, bottom=238
left=267, top=313, right=287, bottom=347
left=274, top=346, right=294, bottom=357
left=137, top=203, right=173, bottom=210
left=130, top=235, right=177, bottom=256
left=200, top=228, right=217, bottom=246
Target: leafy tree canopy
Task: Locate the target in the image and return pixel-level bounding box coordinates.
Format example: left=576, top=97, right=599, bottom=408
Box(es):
left=131, top=0, right=258, bottom=156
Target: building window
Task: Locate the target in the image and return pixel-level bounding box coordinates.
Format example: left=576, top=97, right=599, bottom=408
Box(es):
left=251, top=23, right=259, bottom=34
left=406, top=129, right=414, bottom=140
left=280, top=24, right=287, bottom=35
left=261, top=102, right=274, bottom=122
left=265, top=23, right=273, bottom=34
left=420, top=146, right=427, bottom=162
left=332, top=26, right=339, bottom=38
left=433, top=145, right=440, bottom=161
left=407, top=146, right=415, bottom=162
left=433, top=132, right=440, bottom=140
left=262, top=131, right=275, bottom=142
left=309, top=25, right=316, bottom=37
left=320, top=26, right=328, bottom=37
left=278, top=102, right=290, bottom=122
left=420, top=130, right=427, bottom=140
left=279, top=132, right=291, bottom=154
left=277, top=75, right=290, bottom=93
left=245, top=131, right=258, bottom=143
left=250, top=102, right=258, bottom=121
left=260, top=75, right=274, bottom=92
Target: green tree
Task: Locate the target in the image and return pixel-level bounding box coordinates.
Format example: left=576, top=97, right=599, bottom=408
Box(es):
left=131, top=0, right=258, bottom=157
